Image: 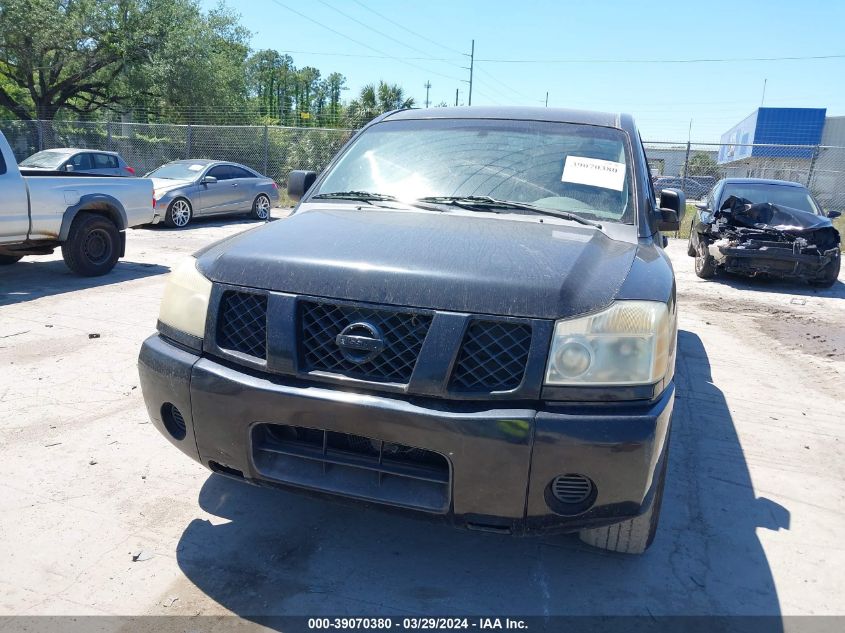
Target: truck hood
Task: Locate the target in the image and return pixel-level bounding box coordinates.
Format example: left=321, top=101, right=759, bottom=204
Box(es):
left=196, top=206, right=638, bottom=319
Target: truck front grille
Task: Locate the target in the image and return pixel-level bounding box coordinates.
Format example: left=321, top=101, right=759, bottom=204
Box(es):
left=450, top=320, right=532, bottom=392
left=251, top=423, right=450, bottom=513
left=299, top=300, right=432, bottom=384
left=216, top=291, right=268, bottom=359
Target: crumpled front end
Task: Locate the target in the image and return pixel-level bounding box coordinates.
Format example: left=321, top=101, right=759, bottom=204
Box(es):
left=702, top=196, right=841, bottom=281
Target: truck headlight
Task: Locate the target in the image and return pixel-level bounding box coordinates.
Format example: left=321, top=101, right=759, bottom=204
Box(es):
left=158, top=256, right=212, bottom=338
left=545, top=301, right=671, bottom=386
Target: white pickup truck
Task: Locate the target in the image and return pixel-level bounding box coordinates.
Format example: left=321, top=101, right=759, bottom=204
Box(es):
left=0, top=132, right=158, bottom=276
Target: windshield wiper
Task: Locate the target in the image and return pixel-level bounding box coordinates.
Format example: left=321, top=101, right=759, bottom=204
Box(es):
left=416, top=195, right=601, bottom=228
left=312, top=191, right=399, bottom=202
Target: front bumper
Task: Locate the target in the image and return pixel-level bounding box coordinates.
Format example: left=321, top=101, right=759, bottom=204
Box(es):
left=710, top=242, right=839, bottom=279
left=138, top=334, right=674, bottom=534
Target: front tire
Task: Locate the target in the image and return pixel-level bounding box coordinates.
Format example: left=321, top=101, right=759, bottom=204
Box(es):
left=686, top=223, right=697, bottom=257
left=61, top=212, right=121, bottom=276
left=250, top=194, right=271, bottom=220
left=579, top=441, right=669, bottom=554
left=810, top=253, right=841, bottom=288
left=164, top=198, right=192, bottom=228
left=0, top=254, right=23, bottom=265
left=694, top=240, right=716, bottom=279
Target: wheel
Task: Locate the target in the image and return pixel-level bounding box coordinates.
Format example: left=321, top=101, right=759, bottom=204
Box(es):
left=579, top=440, right=669, bottom=554
left=810, top=253, right=841, bottom=288
left=0, top=254, right=23, bottom=265
left=250, top=194, right=271, bottom=220
left=61, top=212, right=120, bottom=276
left=164, top=198, right=192, bottom=228
left=686, top=226, right=697, bottom=257
left=694, top=240, right=716, bottom=279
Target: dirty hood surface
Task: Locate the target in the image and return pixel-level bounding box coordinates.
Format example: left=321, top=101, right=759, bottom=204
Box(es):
left=196, top=206, right=638, bottom=319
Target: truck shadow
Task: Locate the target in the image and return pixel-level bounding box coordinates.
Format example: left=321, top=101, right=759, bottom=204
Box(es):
left=0, top=259, right=168, bottom=306
left=175, top=330, right=786, bottom=624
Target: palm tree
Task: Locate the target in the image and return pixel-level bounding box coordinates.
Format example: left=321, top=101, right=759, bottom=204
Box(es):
left=346, top=81, right=415, bottom=127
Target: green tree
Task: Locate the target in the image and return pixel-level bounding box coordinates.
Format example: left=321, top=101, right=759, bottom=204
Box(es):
left=346, top=81, right=414, bottom=127
left=0, top=0, right=169, bottom=119
left=322, top=72, right=346, bottom=125
left=0, top=0, right=251, bottom=123
left=131, top=2, right=251, bottom=124
left=684, top=152, right=723, bottom=179
left=247, top=49, right=295, bottom=122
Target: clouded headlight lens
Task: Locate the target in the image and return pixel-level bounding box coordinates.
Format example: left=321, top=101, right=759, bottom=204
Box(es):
left=545, top=301, right=671, bottom=386
left=158, top=256, right=212, bottom=338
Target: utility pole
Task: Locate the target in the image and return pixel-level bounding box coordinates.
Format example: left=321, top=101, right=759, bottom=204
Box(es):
left=455, top=88, right=459, bottom=106
left=761, top=78, right=767, bottom=106
left=424, top=81, right=431, bottom=108
left=461, top=40, right=475, bottom=106
left=545, top=92, right=549, bottom=107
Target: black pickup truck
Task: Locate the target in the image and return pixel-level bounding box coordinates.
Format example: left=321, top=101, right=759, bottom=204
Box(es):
left=139, top=107, right=683, bottom=554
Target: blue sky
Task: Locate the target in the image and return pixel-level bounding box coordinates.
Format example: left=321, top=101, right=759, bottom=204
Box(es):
left=203, top=0, right=845, bottom=142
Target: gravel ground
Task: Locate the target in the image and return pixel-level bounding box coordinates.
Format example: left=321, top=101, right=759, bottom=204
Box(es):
left=1, top=215, right=843, bottom=622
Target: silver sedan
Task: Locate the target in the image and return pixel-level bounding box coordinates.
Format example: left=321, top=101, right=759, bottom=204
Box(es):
left=148, top=160, right=280, bottom=228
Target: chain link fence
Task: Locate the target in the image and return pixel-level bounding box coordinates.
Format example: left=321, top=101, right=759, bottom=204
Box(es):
left=644, top=140, right=845, bottom=211
left=0, top=119, right=355, bottom=189
left=1, top=120, right=844, bottom=212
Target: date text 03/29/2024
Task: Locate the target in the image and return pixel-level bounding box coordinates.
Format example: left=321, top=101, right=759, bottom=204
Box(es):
left=307, top=617, right=528, bottom=630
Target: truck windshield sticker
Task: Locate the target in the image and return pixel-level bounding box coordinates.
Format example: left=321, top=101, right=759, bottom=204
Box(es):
left=562, top=156, right=626, bottom=192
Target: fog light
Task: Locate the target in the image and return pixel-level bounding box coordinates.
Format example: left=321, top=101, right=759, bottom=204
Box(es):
left=552, top=338, right=592, bottom=379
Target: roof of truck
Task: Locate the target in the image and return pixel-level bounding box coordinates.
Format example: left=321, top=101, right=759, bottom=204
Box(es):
left=382, top=106, right=623, bottom=128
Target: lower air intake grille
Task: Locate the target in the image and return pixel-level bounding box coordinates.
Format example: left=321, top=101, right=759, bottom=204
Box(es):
left=552, top=474, right=593, bottom=504
left=450, top=320, right=532, bottom=392
left=251, top=424, right=450, bottom=513
left=217, top=291, right=268, bottom=359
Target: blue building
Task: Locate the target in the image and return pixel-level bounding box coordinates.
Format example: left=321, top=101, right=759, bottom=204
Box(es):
left=718, top=107, right=826, bottom=164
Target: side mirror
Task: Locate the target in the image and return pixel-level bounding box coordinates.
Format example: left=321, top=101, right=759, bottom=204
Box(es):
left=288, top=170, right=317, bottom=202
left=657, top=188, right=685, bottom=232
left=828, top=209, right=842, bottom=219
left=65, top=164, right=75, bottom=172
left=201, top=175, right=217, bottom=185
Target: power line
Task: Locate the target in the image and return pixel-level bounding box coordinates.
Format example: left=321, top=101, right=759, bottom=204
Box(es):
left=266, top=0, right=463, bottom=82
left=476, top=53, right=845, bottom=64
left=349, top=0, right=465, bottom=56
left=475, top=67, right=535, bottom=103
left=314, top=0, right=442, bottom=60
left=275, top=50, right=455, bottom=62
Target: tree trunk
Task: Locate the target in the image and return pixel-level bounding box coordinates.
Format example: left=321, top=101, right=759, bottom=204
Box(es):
left=34, top=100, right=61, bottom=148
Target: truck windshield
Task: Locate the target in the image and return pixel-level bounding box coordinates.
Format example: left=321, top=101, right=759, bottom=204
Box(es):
left=314, top=118, right=634, bottom=223
left=20, top=150, right=70, bottom=169
left=722, top=184, right=821, bottom=215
